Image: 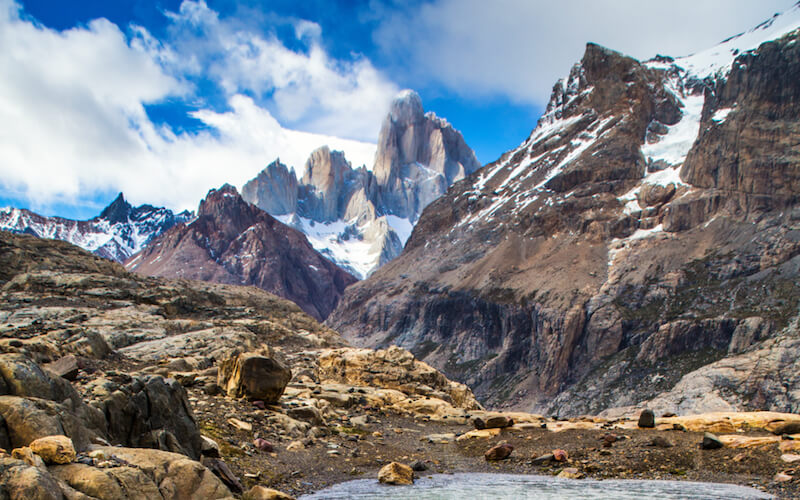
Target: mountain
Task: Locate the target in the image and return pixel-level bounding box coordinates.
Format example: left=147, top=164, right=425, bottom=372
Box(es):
left=328, top=5, right=800, bottom=416
left=241, top=90, right=480, bottom=278
left=125, top=184, right=358, bottom=321
left=0, top=193, right=192, bottom=262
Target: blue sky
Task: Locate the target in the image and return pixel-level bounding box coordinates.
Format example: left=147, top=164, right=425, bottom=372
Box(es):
left=0, top=0, right=795, bottom=219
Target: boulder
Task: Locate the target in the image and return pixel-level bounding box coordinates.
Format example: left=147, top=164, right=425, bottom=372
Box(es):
left=317, top=347, right=481, bottom=410
left=701, top=432, right=724, bottom=450
left=484, top=415, right=514, bottom=429
left=484, top=443, right=514, bottom=461
left=29, top=435, right=75, bottom=464
left=218, top=352, right=291, bottom=403
left=88, top=375, right=202, bottom=459
left=287, top=406, right=324, bottom=426
left=243, top=486, right=295, bottom=500
left=771, top=422, right=800, bottom=436
left=0, top=456, right=64, bottom=500
left=378, top=461, right=414, bottom=485
left=553, top=449, right=568, bottom=462
left=637, top=409, right=655, bottom=428
left=0, top=396, right=103, bottom=452
left=62, top=446, right=232, bottom=500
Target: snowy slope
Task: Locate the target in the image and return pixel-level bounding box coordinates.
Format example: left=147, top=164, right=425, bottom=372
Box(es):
left=0, top=195, right=193, bottom=262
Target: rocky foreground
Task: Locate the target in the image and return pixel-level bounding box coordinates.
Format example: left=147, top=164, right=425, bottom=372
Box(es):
left=0, top=231, right=798, bottom=499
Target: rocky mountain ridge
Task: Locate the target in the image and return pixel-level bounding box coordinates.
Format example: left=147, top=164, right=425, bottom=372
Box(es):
left=125, top=184, right=358, bottom=321
left=241, top=90, right=480, bottom=278
left=0, top=193, right=192, bottom=262
left=328, top=5, right=800, bottom=416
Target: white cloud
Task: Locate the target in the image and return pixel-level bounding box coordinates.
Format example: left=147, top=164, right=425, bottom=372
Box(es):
left=0, top=0, right=384, bottom=214
left=165, top=0, right=398, bottom=142
left=374, top=0, right=796, bottom=105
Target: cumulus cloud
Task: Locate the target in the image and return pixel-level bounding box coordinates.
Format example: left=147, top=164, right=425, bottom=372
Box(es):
left=164, top=0, right=398, bottom=141
left=374, top=0, right=795, bottom=105
left=0, top=0, right=389, bottom=214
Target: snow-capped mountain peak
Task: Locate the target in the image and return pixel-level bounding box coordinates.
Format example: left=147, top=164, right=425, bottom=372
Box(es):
left=0, top=195, right=193, bottom=262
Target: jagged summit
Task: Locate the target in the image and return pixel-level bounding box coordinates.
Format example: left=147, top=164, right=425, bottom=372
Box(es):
left=98, top=193, right=132, bottom=223
left=0, top=194, right=192, bottom=263
left=241, top=90, right=479, bottom=278
left=388, top=89, right=425, bottom=125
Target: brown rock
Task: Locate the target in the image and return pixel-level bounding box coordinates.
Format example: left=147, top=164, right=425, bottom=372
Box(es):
left=557, top=467, right=582, bottom=479
left=553, top=449, right=568, bottom=462
left=484, top=443, right=514, bottom=461
left=378, top=461, right=414, bottom=485
left=43, top=355, right=80, bottom=381
left=202, top=457, right=243, bottom=494
left=637, top=409, right=655, bottom=428
left=29, top=435, right=75, bottom=464
left=484, top=416, right=514, bottom=429
left=0, top=456, right=64, bottom=499
left=771, top=422, right=800, bottom=436
left=701, top=432, right=724, bottom=450
left=218, top=351, right=291, bottom=403
left=253, top=438, right=274, bottom=453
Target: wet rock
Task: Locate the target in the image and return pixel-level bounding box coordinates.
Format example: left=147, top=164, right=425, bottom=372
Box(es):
left=29, top=435, right=75, bottom=464
left=484, top=443, right=514, bottom=461
left=243, top=485, right=295, bottom=499
left=378, top=461, right=414, bottom=485
left=701, top=432, right=724, bottom=450
left=637, top=409, right=655, bottom=428
left=218, top=351, right=291, bottom=403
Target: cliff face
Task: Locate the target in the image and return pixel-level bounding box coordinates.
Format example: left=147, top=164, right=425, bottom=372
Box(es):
left=328, top=16, right=800, bottom=416
left=373, top=90, right=481, bottom=220
left=240, top=91, right=480, bottom=278
left=125, top=185, right=357, bottom=321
